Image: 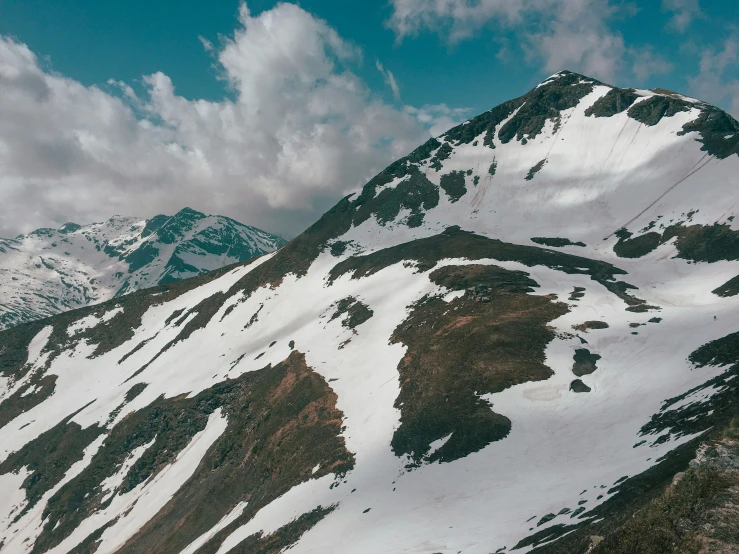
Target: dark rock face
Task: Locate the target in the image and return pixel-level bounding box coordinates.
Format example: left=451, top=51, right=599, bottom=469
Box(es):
left=570, top=379, right=591, bottom=393
left=572, top=349, right=601, bottom=377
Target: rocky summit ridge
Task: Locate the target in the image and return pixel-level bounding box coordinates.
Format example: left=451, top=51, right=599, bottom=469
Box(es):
left=0, top=207, right=285, bottom=330
left=1, top=71, right=739, bottom=553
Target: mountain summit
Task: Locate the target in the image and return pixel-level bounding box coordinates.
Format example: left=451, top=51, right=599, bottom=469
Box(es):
left=1, top=71, right=739, bottom=553
left=0, top=208, right=285, bottom=330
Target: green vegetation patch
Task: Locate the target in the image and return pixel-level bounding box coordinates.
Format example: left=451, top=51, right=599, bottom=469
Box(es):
left=353, top=166, right=439, bottom=228
left=712, top=275, right=739, bottom=297
left=225, top=505, right=335, bottom=554
left=525, top=159, right=547, bottom=181
left=572, top=321, right=609, bottom=332
left=0, top=374, right=57, bottom=429
left=569, top=287, right=586, bottom=301
left=572, top=349, right=601, bottom=377
left=615, top=222, right=739, bottom=263
left=585, top=88, right=640, bottom=118
left=498, top=72, right=598, bottom=144
left=389, top=264, right=567, bottom=466
left=627, top=95, right=690, bottom=126
left=667, top=222, right=739, bottom=262
left=570, top=379, right=591, bottom=393
left=531, top=237, right=586, bottom=248
left=678, top=104, right=739, bottom=159
left=590, top=433, right=739, bottom=554
left=443, top=100, right=522, bottom=148
left=529, top=356, right=739, bottom=554
left=67, top=520, right=118, bottom=554
left=439, top=171, right=468, bottom=203
left=329, top=297, right=374, bottom=329
left=0, top=412, right=104, bottom=516
left=329, top=240, right=350, bottom=257
left=0, top=320, right=49, bottom=383
left=329, top=226, right=647, bottom=310
left=613, top=229, right=662, bottom=258
left=112, top=351, right=353, bottom=554
left=638, top=330, right=739, bottom=445
left=429, top=142, right=454, bottom=171
left=124, top=382, right=148, bottom=403
left=408, top=137, right=442, bottom=164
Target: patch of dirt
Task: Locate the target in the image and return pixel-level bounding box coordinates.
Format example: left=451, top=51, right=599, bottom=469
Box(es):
left=573, top=321, right=609, bottom=332
left=525, top=159, right=547, bottom=181
left=227, top=505, right=335, bottom=554
left=329, top=297, right=374, bottom=329
left=585, top=88, right=640, bottom=118
left=570, top=379, right=591, bottom=393
left=439, top=171, right=468, bottom=203
left=0, top=411, right=104, bottom=517
left=614, top=222, right=739, bottom=263
left=531, top=237, right=586, bottom=248
left=388, top=264, right=568, bottom=466
left=572, top=349, right=601, bottom=377
left=713, top=275, right=739, bottom=297
left=627, top=95, right=690, bottom=126
left=115, top=351, right=353, bottom=554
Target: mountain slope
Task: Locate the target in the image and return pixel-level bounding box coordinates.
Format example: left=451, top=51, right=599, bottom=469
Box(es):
left=1, top=71, right=739, bottom=553
left=0, top=208, right=285, bottom=329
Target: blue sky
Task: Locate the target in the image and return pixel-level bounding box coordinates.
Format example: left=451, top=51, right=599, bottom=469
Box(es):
left=2, top=0, right=737, bottom=112
left=0, top=0, right=737, bottom=237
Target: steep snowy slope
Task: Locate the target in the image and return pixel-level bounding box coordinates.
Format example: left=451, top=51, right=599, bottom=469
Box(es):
left=1, top=71, right=739, bottom=554
left=0, top=208, right=285, bottom=329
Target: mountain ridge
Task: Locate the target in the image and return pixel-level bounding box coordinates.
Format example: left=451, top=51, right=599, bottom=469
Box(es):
left=1, top=70, right=739, bottom=553
left=0, top=207, right=285, bottom=330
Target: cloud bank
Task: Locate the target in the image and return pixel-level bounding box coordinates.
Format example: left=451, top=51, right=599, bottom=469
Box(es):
left=0, top=3, right=461, bottom=238
left=387, top=0, right=681, bottom=84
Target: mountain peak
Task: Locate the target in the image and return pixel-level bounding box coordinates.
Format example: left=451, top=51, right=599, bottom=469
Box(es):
left=2, top=75, right=739, bottom=553
left=0, top=210, right=284, bottom=329
left=57, top=222, right=81, bottom=234
left=173, top=206, right=207, bottom=219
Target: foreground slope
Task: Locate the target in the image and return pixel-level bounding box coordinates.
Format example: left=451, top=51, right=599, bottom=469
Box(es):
left=0, top=208, right=285, bottom=329
left=1, top=71, right=739, bottom=553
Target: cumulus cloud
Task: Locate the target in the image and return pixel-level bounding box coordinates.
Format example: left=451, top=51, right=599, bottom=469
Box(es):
left=662, top=0, right=703, bottom=32
left=0, top=2, right=444, bottom=238
left=688, top=37, right=739, bottom=116
left=404, top=104, right=471, bottom=137
left=388, top=0, right=525, bottom=41
left=376, top=60, right=401, bottom=100
left=631, top=47, right=674, bottom=82
left=387, top=0, right=633, bottom=81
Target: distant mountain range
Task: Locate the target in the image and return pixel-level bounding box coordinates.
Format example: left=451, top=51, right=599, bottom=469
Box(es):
left=0, top=207, right=285, bottom=329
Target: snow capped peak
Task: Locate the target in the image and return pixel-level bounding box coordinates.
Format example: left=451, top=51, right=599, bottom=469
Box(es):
left=1, top=77, right=739, bottom=553
left=0, top=210, right=285, bottom=329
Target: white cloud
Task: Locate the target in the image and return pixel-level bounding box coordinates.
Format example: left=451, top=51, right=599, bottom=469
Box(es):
left=0, top=2, right=444, bottom=239
left=404, top=104, right=471, bottom=137
left=662, top=0, right=703, bottom=32
left=376, top=60, right=401, bottom=100
left=387, top=0, right=525, bottom=42
left=387, top=0, right=630, bottom=82
left=688, top=37, right=739, bottom=117
left=631, top=47, right=674, bottom=82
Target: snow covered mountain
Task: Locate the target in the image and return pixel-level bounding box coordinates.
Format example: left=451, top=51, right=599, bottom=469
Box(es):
left=1, top=71, right=739, bottom=553
left=0, top=208, right=285, bottom=330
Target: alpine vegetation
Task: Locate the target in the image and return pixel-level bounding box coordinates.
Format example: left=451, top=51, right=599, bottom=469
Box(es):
left=1, top=71, right=739, bottom=553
